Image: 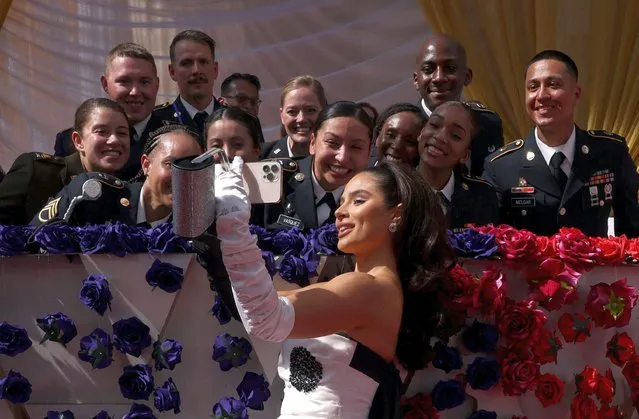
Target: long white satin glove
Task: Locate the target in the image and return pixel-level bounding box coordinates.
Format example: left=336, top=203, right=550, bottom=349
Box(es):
left=215, top=156, right=295, bottom=342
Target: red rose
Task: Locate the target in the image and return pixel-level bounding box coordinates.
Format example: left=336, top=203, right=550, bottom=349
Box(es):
left=593, top=236, right=628, bottom=265
left=557, top=312, right=591, bottom=343
left=622, top=355, right=639, bottom=391
left=401, top=393, right=440, bottom=419
left=496, top=228, right=539, bottom=262
left=473, top=266, right=507, bottom=318
left=524, top=258, right=581, bottom=311
left=570, top=394, right=599, bottom=419
left=535, top=236, right=556, bottom=259
left=441, top=264, right=477, bottom=309
left=553, top=227, right=598, bottom=270
left=627, top=238, right=639, bottom=261
left=532, top=328, right=562, bottom=364
left=606, top=332, right=636, bottom=367
left=534, top=373, right=564, bottom=407
left=596, top=368, right=615, bottom=404
left=497, top=300, right=546, bottom=346
left=585, top=278, right=638, bottom=328
left=575, top=365, right=599, bottom=395
left=500, top=354, right=540, bottom=396
left=598, top=405, right=623, bottom=419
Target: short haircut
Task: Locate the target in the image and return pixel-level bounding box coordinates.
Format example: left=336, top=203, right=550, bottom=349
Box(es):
left=220, top=73, right=262, bottom=96
left=373, top=103, right=426, bottom=141
left=169, top=30, right=216, bottom=63
left=106, top=42, right=157, bottom=76
left=204, top=107, right=264, bottom=149
left=73, top=98, right=129, bottom=133
left=145, top=125, right=202, bottom=156
left=527, top=49, right=579, bottom=80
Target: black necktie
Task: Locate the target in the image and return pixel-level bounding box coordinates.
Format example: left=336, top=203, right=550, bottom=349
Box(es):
left=318, top=192, right=337, bottom=225
left=129, top=126, right=138, bottom=143
left=549, top=152, right=568, bottom=191
left=193, top=111, right=208, bottom=134
left=436, top=191, right=450, bottom=209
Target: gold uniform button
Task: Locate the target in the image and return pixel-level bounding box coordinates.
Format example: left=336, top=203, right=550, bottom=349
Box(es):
left=559, top=207, right=566, bottom=216
left=120, top=198, right=130, bottom=207
left=521, top=209, right=527, bottom=216
left=294, top=173, right=305, bottom=182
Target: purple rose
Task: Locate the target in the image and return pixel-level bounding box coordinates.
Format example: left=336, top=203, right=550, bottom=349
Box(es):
left=36, top=312, right=77, bottom=345
left=34, top=224, right=80, bottom=254
left=430, top=379, right=465, bottom=410
left=262, top=251, right=277, bottom=277
left=112, top=317, right=152, bottom=357
left=448, top=229, right=498, bottom=259
left=153, top=378, right=180, bottom=413
left=309, top=224, right=338, bottom=255
left=147, top=222, right=191, bottom=254
left=236, top=372, right=270, bottom=410
left=145, top=259, right=183, bottom=293
left=107, top=223, right=149, bottom=255
left=79, top=274, right=112, bottom=316
left=76, top=225, right=110, bottom=254
left=123, top=403, right=156, bottom=419
left=91, top=411, right=112, bottom=419
left=432, top=341, right=463, bottom=373
left=45, top=411, right=75, bottom=419
left=212, top=333, right=252, bottom=371
left=0, top=370, right=32, bottom=404
left=462, top=320, right=499, bottom=353
left=279, top=249, right=319, bottom=287
left=118, top=364, right=154, bottom=400
left=0, top=322, right=32, bottom=357
left=78, top=328, right=113, bottom=369
left=250, top=225, right=274, bottom=251
left=0, top=225, right=31, bottom=256
left=212, top=397, right=248, bottom=419
left=271, top=228, right=307, bottom=254
left=468, top=410, right=497, bottom=419
left=466, top=357, right=500, bottom=391
left=152, top=339, right=183, bottom=371
left=211, top=295, right=232, bottom=326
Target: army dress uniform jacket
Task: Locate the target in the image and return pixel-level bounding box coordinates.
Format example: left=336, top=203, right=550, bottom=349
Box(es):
left=0, top=152, right=85, bottom=225
left=260, top=137, right=290, bottom=160
left=447, top=168, right=500, bottom=231
left=482, top=127, right=639, bottom=238
left=153, top=96, right=224, bottom=144
left=30, top=172, right=144, bottom=227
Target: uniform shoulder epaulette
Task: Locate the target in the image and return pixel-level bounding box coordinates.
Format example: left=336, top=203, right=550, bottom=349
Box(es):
left=32, top=152, right=64, bottom=164
left=154, top=101, right=171, bottom=110
left=463, top=100, right=497, bottom=114
left=88, top=172, right=125, bottom=189
left=262, top=157, right=298, bottom=173
left=461, top=172, right=493, bottom=187
left=587, top=129, right=625, bottom=143
left=489, top=139, right=523, bottom=162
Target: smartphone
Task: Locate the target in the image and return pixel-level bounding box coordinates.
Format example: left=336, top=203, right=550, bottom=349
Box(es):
left=214, top=160, right=283, bottom=204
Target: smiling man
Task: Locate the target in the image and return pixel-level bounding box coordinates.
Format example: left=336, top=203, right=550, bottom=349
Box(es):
left=413, top=34, right=503, bottom=176
left=482, top=49, right=639, bottom=237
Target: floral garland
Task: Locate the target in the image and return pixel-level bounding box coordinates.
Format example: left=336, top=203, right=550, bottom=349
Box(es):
left=2, top=222, right=639, bottom=417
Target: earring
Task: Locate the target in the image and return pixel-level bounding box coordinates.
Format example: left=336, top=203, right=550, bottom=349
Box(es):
left=389, top=222, right=397, bottom=233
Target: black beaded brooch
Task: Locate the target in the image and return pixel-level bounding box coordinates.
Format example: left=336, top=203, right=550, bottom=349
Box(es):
left=289, top=346, right=323, bottom=393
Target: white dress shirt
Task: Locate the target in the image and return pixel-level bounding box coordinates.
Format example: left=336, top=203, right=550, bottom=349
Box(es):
left=311, top=170, right=344, bottom=226
left=132, top=113, right=152, bottom=143
left=434, top=172, right=455, bottom=215
left=180, top=96, right=216, bottom=119
left=534, top=125, right=576, bottom=177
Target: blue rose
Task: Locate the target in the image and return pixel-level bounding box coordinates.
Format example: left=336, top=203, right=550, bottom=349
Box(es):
left=0, top=322, right=32, bottom=357
left=462, top=320, right=499, bottom=353
left=112, top=317, right=152, bottom=357
left=309, top=224, right=338, bottom=255
left=34, top=224, right=80, bottom=254
left=145, top=259, right=184, bottom=293
left=430, top=379, right=465, bottom=410
left=0, top=225, right=31, bottom=256
left=432, top=341, right=463, bottom=373
left=122, top=403, right=156, bottom=419
left=250, top=225, right=274, bottom=251
left=118, top=364, right=154, bottom=400
left=109, top=223, right=149, bottom=254
left=152, top=339, right=183, bottom=371
left=271, top=228, right=307, bottom=254
left=36, top=312, right=77, bottom=345
left=76, top=225, right=110, bottom=254
left=0, top=370, right=32, bottom=404
left=466, top=357, right=500, bottom=390
left=448, top=229, right=498, bottom=259
left=147, top=222, right=191, bottom=254
left=45, top=411, right=75, bottom=419
left=153, top=378, right=181, bottom=413
left=212, top=333, right=252, bottom=371
left=91, top=411, right=112, bottom=419
left=467, top=410, right=497, bottom=419
left=79, top=274, right=112, bottom=316
left=78, top=328, right=113, bottom=369
left=211, top=295, right=232, bottom=325
left=212, top=396, right=248, bottom=419
left=279, top=251, right=316, bottom=287
left=236, top=372, right=270, bottom=410
left=262, top=251, right=277, bottom=277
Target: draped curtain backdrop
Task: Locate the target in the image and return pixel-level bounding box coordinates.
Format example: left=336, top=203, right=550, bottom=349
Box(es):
left=418, top=0, right=639, bottom=161
left=0, top=0, right=427, bottom=169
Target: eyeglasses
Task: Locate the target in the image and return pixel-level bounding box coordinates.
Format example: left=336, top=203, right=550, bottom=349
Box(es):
left=223, top=95, right=262, bottom=107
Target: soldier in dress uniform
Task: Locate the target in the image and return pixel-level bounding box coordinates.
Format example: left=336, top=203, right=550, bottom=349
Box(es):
left=1, top=98, right=130, bottom=225
left=370, top=103, right=426, bottom=167
left=54, top=43, right=167, bottom=181
left=261, top=101, right=372, bottom=230
left=153, top=30, right=224, bottom=142
left=33, top=125, right=203, bottom=227
left=413, top=34, right=503, bottom=177
left=416, top=101, right=499, bottom=231
left=483, top=50, right=639, bottom=237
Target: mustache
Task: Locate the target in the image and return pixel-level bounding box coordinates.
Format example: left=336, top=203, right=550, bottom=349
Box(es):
left=188, top=76, right=208, bottom=84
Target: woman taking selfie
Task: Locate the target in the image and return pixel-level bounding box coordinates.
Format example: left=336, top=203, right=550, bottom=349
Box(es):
left=211, top=158, right=453, bottom=417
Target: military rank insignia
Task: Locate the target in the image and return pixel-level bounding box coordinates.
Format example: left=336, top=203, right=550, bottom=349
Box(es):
left=37, top=197, right=61, bottom=222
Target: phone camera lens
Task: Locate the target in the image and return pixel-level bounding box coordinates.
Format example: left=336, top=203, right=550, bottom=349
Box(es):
left=265, top=172, right=275, bottom=182
left=262, top=165, right=270, bottom=173
left=270, top=164, right=280, bottom=173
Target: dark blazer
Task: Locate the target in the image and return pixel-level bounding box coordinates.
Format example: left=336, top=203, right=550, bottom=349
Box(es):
left=482, top=127, right=639, bottom=237
left=447, top=168, right=500, bottom=231
left=153, top=96, right=224, bottom=144
left=0, top=152, right=85, bottom=225
left=30, top=172, right=143, bottom=226
left=260, top=137, right=290, bottom=160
